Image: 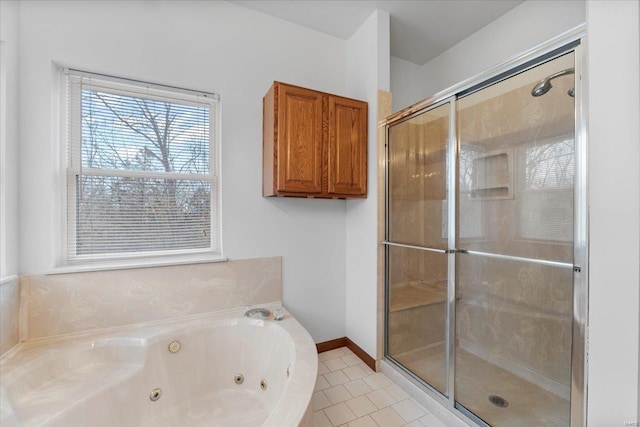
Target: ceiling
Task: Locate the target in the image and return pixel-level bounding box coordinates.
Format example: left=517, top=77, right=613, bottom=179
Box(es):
left=232, top=0, right=524, bottom=65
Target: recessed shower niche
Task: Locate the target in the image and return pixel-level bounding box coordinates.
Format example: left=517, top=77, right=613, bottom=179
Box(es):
left=383, top=43, right=586, bottom=427
left=468, top=148, right=513, bottom=200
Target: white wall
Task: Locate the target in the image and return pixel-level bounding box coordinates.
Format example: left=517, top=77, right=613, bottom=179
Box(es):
left=0, top=0, right=20, bottom=279
left=390, top=55, right=424, bottom=112
left=390, top=0, right=586, bottom=108
left=586, top=1, right=640, bottom=424
left=420, top=0, right=586, bottom=97
left=17, top=0, right=350, bottom=343
left=345, top=10, right=390, bottom=357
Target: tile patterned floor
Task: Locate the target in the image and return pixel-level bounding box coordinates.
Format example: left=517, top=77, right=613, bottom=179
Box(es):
left=313, top=347, right=449, bottom=427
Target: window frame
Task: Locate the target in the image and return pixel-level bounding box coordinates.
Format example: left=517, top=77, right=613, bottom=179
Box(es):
left=60, top=69, right=223, bottom=270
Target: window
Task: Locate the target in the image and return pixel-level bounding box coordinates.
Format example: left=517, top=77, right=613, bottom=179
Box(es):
left=517, top=137, right=574, bottom=242
left=63, top=70, right=220, bottom=265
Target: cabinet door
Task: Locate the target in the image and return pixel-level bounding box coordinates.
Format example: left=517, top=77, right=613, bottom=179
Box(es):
left=328, top=96, right=367, bottom=196
left=276, top=84, right=323, bottom=194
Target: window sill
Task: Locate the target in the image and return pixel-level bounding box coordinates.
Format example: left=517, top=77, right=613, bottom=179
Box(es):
left=48, top=253, right=228, bottom=275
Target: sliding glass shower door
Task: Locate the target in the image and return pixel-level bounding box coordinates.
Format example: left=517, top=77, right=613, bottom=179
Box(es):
left=385, top=48, right=582, bottom=427
left=386, top=102, right=451, bottom=395
left=455, top=51, right=575, bottom=427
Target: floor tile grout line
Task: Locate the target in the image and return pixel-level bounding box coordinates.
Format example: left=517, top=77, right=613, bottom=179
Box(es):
left=315, top=347, right=436, bottom=427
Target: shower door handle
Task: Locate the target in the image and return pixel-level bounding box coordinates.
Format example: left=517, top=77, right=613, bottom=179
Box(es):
left=457, top=248, right=575, bottom=269
left=381, top=241, right=448, bottom=254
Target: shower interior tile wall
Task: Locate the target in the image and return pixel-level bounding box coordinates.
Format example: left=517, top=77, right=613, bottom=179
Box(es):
left=456, top=59, right=574, bottom=396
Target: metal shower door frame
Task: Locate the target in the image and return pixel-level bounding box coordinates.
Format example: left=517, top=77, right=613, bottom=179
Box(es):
left=382, top=25, right=588, bottom=427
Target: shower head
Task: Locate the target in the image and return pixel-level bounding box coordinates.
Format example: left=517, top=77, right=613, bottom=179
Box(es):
left=531, top=79, right=553, bottom=97
left=531, top=68, right=575, bottom=97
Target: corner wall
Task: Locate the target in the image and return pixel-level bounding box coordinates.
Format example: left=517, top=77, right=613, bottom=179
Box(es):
left=345, top=10, right=390, bottom=358
left=390, top=56, right=423, bottom=113
left=586, top=1, right=640, bottom=424
left=0, top=0, right=20, bottom=279
left=0, top=0, right=21, bottom=356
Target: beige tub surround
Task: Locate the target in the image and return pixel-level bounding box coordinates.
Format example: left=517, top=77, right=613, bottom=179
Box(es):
left=1, top=256, right=323, bottom=426
left=22, top=257, right=282, bottom=340
left=0, top=277, right=21, bottom=356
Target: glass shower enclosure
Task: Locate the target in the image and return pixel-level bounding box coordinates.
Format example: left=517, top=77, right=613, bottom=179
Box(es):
left=384, top=43, right=585, bottom=427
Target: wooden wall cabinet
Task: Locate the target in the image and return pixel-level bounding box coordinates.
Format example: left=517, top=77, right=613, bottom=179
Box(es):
left=263, top=81, right=368, bottom=198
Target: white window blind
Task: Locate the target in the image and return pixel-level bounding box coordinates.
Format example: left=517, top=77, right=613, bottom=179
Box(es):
left=64, top=70, right=221, bottom=263
left=453, top=146, right=484, bottom=240
left=518, top=138, right=574, bottom=242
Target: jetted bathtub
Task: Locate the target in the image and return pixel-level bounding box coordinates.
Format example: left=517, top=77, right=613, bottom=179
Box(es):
left=0, top=304, right=317, bottom=426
